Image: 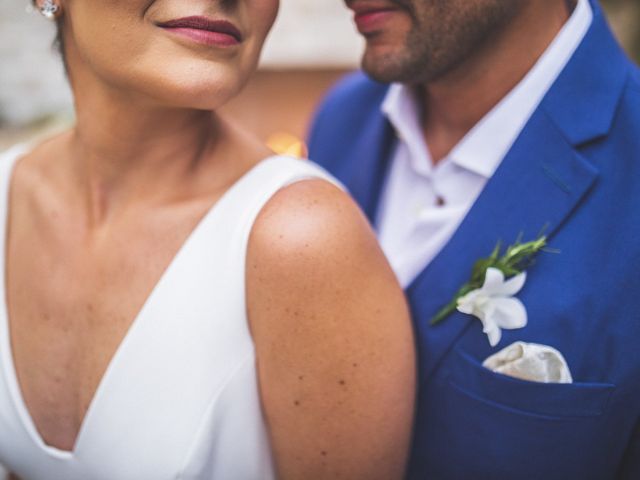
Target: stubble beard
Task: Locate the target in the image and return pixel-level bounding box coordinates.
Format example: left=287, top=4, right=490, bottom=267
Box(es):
left=361, top=1, right=524, bottom=85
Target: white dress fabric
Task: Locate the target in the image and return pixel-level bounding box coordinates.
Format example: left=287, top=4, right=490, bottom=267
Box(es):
left=0, top=145, right=339, bottom=480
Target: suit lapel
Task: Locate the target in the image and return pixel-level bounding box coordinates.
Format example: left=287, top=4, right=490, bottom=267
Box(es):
left=408, top=110, right=599, bottom=378
left=410, top=120, right=601, bottom=379
left=407, top=0, right=630, bottom=379
left=543, top=0, right=629, bottom=145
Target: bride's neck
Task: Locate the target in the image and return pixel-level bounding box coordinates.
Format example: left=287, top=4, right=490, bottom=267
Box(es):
left=64, top=83, right=224, bottom=223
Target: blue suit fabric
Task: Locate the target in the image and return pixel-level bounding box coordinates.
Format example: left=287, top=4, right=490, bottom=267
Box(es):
left=308, top=2, right=640, bottom=479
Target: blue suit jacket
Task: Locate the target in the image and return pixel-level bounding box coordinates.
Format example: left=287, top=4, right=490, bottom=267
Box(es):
left=308, top=2, right=640, bottom=478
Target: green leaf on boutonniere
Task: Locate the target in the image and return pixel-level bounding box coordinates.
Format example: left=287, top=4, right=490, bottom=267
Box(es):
left=429, top=235, right=550, bottom=326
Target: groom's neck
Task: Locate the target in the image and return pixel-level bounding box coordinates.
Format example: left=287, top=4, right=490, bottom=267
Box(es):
left=420, top=0, right=573, bottom=165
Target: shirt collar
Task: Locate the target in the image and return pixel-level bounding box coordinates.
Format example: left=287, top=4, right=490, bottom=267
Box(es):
left=381, top=83, right=434, bottom=177
left=381, top=0, right=593, bottom=179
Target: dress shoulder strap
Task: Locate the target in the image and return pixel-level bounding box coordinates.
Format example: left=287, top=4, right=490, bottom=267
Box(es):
left=237, top=155, right=343, bottom=197
left=209, top=155, right=344, bottom=235
left=194, top=155, right=345, bottom=286
left=0, top=144, right=28, bottom=190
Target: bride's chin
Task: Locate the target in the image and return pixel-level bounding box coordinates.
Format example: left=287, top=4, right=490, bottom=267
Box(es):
left=128, top=77, right=246, bottom=112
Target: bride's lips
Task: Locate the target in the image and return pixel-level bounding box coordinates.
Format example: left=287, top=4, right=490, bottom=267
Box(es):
left=348, top=2, right=402, bottom=34
left=157, top=16, right=243, bottom=47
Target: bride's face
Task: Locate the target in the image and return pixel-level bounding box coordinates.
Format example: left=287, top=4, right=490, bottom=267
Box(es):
left=57, top=0, right=279, bottom=110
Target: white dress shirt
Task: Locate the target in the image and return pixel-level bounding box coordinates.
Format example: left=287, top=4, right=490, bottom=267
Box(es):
left=376, top=0, right=593, bottom=288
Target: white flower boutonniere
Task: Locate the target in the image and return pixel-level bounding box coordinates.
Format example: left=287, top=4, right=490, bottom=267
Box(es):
left=430, top=235, right=550, bottom=346
left=457, top=268, right=527, bottom=347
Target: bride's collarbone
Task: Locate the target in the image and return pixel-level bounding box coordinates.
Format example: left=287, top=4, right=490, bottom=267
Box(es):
left=4, top=189, right=222, bottom=452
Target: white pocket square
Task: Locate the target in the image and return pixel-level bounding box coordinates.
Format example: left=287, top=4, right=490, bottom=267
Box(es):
left=483, top=341, right=573, bottom=384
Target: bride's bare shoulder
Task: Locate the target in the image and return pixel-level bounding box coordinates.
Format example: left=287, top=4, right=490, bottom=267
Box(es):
left=3, top=130, right=73, bottom=201
left=3, top=130, right=72, bottom=175
left=246, top=176, right=384, bottom=279
left=245, top=174, right=403, bottom=330
left=245, top=177, right=415, bottom=479
left=7, top=129, right=72, bottom=161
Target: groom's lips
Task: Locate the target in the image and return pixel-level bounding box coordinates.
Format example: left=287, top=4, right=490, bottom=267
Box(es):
left=347, top=2, right=404, bottom=35
left=157, top=16, right=243, bottom=47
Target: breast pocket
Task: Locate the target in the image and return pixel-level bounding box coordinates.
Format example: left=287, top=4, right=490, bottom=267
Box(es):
left=447, top=348, right=614, bottom=418
left=414, top=348, right=617, bottom=480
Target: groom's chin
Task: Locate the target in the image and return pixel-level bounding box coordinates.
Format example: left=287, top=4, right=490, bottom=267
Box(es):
left=361, top=41, right=419, bottom=85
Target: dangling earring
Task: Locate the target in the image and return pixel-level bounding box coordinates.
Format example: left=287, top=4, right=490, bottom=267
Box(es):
left=40, top=0, right=60, bottom=20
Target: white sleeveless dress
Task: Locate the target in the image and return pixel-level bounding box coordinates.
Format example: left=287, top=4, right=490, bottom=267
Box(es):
left=0, top=144, right=339, bottom=480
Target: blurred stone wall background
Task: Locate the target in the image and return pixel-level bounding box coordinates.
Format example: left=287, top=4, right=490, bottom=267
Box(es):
left=0, top=0, right=638, bottom=150
left=0, top=1, right=72, bottom=126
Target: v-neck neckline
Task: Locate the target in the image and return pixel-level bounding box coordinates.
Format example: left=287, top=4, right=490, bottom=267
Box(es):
left=0, top=145, right=279, bottom=459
